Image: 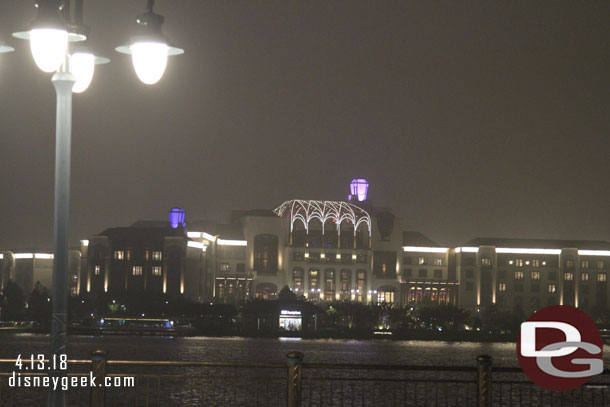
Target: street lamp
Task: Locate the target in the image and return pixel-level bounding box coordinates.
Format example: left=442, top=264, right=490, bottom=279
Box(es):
left=116, top=0, right=184, bottom=85
left=8, top=1, right=183, bottom=406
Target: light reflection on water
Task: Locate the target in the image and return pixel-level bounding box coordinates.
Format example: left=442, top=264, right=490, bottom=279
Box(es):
left=1, top=334, right=609, bottom=368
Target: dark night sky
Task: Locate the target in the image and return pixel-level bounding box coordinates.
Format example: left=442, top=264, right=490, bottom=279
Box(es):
left=0, top=1, right=609, bottom=250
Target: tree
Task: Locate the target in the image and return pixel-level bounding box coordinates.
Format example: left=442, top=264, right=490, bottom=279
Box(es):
left=1, top=280, right=26, bottom=321
left=28, top=282, right=52, bottom=328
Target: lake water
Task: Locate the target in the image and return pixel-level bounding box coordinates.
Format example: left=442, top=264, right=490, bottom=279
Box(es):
left=1, top=333, right=609, bottom=367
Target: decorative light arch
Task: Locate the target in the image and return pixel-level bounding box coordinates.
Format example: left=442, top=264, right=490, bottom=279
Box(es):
left=274, top=200, right=372, bottom=237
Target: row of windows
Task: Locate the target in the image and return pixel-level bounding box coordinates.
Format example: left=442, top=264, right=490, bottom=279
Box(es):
left=219, top=263, right=246, bottom=273
left=94, top=265, right=162, bottom=276
left=403, top=269, right=444, bottom=279
left=114, top=250, right=162, bottom=261
left=498, top=283, right=558, bottom=293
left=403, top=256, right=445, bottom=266
left=577, top=260, right=605, bottom=269
left=293, top=252, right=368, bottom=264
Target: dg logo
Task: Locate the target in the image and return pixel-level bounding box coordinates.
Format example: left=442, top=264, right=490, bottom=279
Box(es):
left=517, top=305, right=604, bottom=391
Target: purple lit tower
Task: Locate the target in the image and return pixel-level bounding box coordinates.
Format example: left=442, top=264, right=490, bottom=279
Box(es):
left=168, top=207, right=186, bottom=229
left=348, top=179, right=369, bottom=202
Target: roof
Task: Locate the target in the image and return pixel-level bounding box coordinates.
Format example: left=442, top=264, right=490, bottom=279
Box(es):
left=97, top=223, right=186, bottom=246
left=402, top=231, right=442, bottom=247
left=274, top=200, right=372, bottom=234
left=187, top=220, right=245, bottom=240
left=462, top=237, right=610, bottom=251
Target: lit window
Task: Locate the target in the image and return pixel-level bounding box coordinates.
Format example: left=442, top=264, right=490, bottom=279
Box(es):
left=498, top=283, right=506, bottom=292
left=145, top=250, right=150, bottom=261
left=597, top=261, right=605, bottom=269
left=515, top=259, right=523, bottom=267
left=433, top=257, right=443, bottom=266
left=481, top=257, right=491, bottom=266
left=548, top=284, right=556, bottom=293
left=152, top=251, right=163, bottom=261
left=565, top=259, right=574, bottom=269
left=514, top=271, right=524, bottom=280
left=132, top=266, right=143, bottom=276
left=220, top=263, right=230, bottom=272
left=581, top=272, right=589, bottom=281
left=377, top=290, right=395, bottom=304
left=418, top=257, right=426, bottom=265
left=152, top=266, right=162, bottom=276
left=94, top=265, right=101, bottom=276
left=114, top=251, right=124, bottom=260
left=581, top=260, right=589, bottom=269
left=597, top=273, right=607, bottom=282
left=532, top=259, right=540, bottom=267
left=564, top=272, right=574, bottom=281
left=531, top=271, right=540, bottom=280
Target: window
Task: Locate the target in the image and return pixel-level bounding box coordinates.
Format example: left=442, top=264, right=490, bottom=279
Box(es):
left=324, top=270, right=335, bottom=301
left=565, top=259, right=574, bottom=269
left=581, top=260, right=589, bottom=269
left=564, top=272, right=574, bottom=281
left=597, top=273, right=607, bottom=282
left=514, top=271, right=524, bottom=280
left=515, top=259, right=523, bottom=267
left=126, top=250, right=132, bottom=261
left=531, top=271, right=540, bottom=280
left=356, top=254, right=367, bottom=264
left=481, top=257, right=491, bottom=266
left=597, top=261, right=605, bottom=269
left=433, top=257, right=444, bottom=266
left=548, top=284, right=556, bottom=293
left=418, top=269, right=427, bottom=278
left=356, top=271, right=366, bottom=302
left=418, top=257, right=426, bottom=265
left=433, top=269, right=443, bottom=279
left=340, top=270, right=351, bottom=300
left=581, top=272, right=589, bottom=281
left=94, top=265, right=101, bottom=276
left=498, top=283, right=506, bottom=292
left=132, top=266, right=143, bottom=276
left=254, top=234, right=279, bottom=274
left=220, top=263, right=230, bottom=272
left=377, top=288, right=395, bottom=304
left=465, top=269, right=474, bottom=279
left=152, top=266, right=162, bottom=276
left=532, top=259, right=540, bottom=267
left=152, top=251, right=163, bottom=261
left=293, top=269, right=304, bottom=292
left=114, top=251, right=124, bottom=260
left=145, top=250, right=150, bottom=261
left=309, top=270, right=319, bottom=291
left=466, top=282, right=474, bottom=291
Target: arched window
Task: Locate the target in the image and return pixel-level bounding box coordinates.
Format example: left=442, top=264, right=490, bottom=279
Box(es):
left=309, top=269, right=320, bottom=294
left=293, top=268, right=304, bottom=293
left=253, top=234, right=278, bottom=275
left=324, top=269, right=336, bottom=301
left=356, top=270, right=367, bottom=302
left=340, top=269, right=351, bottom=300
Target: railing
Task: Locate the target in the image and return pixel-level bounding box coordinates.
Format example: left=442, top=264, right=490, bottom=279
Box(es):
left=0, top=352, right=608, bottom=406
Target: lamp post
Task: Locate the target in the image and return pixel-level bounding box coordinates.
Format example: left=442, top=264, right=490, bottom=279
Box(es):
left=7, top=1, right=184, bottom=405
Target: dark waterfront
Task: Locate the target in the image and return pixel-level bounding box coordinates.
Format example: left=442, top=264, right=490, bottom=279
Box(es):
left=2, top=333, right=610, bottom=367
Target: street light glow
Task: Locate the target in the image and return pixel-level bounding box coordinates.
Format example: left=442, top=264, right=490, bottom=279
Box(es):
left=131, top=42, right=169, bottom=85
left=70, top=52, right=95, bottom=93
left=29, top=28, right=68, bottom=72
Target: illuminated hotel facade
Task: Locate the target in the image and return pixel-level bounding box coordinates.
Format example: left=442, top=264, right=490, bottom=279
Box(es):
left=2, top=180, right=609, bottom=314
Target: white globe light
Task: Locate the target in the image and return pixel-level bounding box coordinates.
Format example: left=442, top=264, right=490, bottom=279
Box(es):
left=130, top=42, right=168, bottom=85
left=70, top=52, right=95, bottom=93
left=29, top=28, right=68, bottom=73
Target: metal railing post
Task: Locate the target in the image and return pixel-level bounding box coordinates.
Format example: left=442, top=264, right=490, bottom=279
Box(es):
left=286, top=351, right=304, bottom=407
left=476, top=354, right=492, bottom=407
left=90, top=350, right=108, bottom=407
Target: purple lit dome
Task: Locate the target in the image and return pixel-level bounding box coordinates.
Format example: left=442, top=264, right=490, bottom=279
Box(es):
left=349, top=179, right=369, bottom=202
left=168, top=207, right=185, bottom=229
